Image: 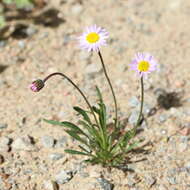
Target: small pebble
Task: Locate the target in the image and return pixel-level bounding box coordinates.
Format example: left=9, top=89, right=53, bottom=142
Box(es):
left=144, top=175, right=156, bottom=187
left=160, top=129, right=167, bottom=135
left=41, top=136, right=55, bottom=148
left=143, top=103, right=153, bottom=117
left=49, top=153, right=64, bottom=161
left=128, top=110, right=139, bottom=125
left=71, top=4, right=83, bottom=15
left=158, top=114, right=168, bottom=123
left=167, top=176, right=177, bottom=185
left=25, top=27, right=38, bottom=36
left=12, top=136, right=36, bottom=151
left=55, top=170, right=73, bottom=184
left=0, top=41, right=6, bottom=47
left=18, top=40, right=26, bottom=49
left=43, top=180, right=58, bottom=190
left=55, top=136, right=67, bottom=148
left=97, top=178, right=114, bottom=190
left=128, top=96, right=139, bottom=107
left=0, top=123, right=8, bottom=129
left=0, top=137, right=11, bottom=146
left=179, top=127, right=190, bottom=136
left=126, top=174, right=136, bottom=186
left=178, top=142, right=188, bottom=152
left=0, top=144, right=10, bottom=152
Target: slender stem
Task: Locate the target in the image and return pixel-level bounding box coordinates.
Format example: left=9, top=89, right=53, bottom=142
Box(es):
left=134, top=76, right=144, bottom=133
left=98, top=51, right=118, bottom=127
left=43, top=72, right=99, bottom=126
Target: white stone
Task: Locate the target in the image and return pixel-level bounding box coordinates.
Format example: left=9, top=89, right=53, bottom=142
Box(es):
left=12, top=136, right=36, bottom=151
left=43, top=180, right=58, bottom=190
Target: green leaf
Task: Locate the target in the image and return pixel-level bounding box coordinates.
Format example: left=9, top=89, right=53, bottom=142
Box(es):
left=95, top=86, right=103, bottom=103
left=125, top=141, right=138, bottom=153
left=78, top=145, right=91, bottom=153
left=44, top=119, right=63, bottom=126
left=111, top=128, right=135, bottom=154
left=15, top=0, right=33, bottom=8
left=74, top=106, right=92, bottom=124
left=78, top=120, right=103, bottom=148
left=92, top=106, right=100, bottom=115
left=64, top=149, right=89, bottom=156
left=65, top=130, right=89, bottom=146
left=2, top=0, right=13, bottom=4
left=99, top=102, right=106, bottom=129
left=44, top=119, right=87, bottom=135
left=0, top=15, right=6, bottom=28
left=79, top=120, right=100, bottom=138
left=121, top=129, right=135, bottom=147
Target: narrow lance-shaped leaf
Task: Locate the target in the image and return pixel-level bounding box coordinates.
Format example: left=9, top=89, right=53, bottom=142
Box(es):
left=95, top=86, right=103, bottom=103
left=44, top=119, right=89, bottom=138
left=79, top=120, right=103, bottom=148
left=65, top=130, right=89, bottom=147
left=73, top=106, right=92, bottom=124
left=64, top=149, right=89, bottom=156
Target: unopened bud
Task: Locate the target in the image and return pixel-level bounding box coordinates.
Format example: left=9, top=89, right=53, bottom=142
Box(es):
left=29, top=79, right=44, bottom=92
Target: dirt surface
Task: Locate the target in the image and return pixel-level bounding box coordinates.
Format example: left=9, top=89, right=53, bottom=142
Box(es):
left=0, top=0, right=190, bottom=189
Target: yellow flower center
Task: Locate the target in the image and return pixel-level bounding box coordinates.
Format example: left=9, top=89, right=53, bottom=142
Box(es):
left=86, top=32, right=100, bottom=43
left=138, top=61, right=150, bottom=72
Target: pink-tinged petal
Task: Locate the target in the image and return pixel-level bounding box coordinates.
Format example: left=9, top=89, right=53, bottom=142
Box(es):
left=130, top=52, right=158, bottom=78
left=78, top=25, right=109, bottom=52
left=29, top=79, right=45, bottom=92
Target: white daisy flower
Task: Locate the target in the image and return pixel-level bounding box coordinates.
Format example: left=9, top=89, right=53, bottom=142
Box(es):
left=78, top=25, right=109, bottom=52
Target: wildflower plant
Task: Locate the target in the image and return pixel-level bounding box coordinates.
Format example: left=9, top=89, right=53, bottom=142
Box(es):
left=30, top=25, right=157, bottom=167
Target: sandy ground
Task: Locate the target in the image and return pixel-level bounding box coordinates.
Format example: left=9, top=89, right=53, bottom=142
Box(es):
left=0, top=0, right=190, bottom=189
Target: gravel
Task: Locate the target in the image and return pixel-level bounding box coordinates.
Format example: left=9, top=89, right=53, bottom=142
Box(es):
left=11, top=136, right=36, bottom=151
left=0, top=137, right=11, bottom=146
left=55, top=170, right=73, bottom=184
left=97, top=178, right=114, bottom=190
left=71, top=4, right=83, bottom=15
left=43, top=180, right=58, bottom=190
left=48, top=153, right=64, bottom=161
left=55, top=136, right=68, bottom=148
left=41, top=136, right=55, bottom=148
left=128, top=110, right=139, bottom=125
left=144, top=175, right=156, bottom=187
left=0, top=124, right=8, bottom=129
left=128, top=96, right=140, bottom=107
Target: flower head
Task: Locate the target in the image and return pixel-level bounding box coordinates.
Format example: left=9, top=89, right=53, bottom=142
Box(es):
left=78, top=25, right=109, bottom=52
left=130, top=52, right=157, bottom=78
left=29, top=79, right=44, bottom=92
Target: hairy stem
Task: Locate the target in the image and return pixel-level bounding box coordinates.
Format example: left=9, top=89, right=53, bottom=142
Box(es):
left=98, top=51, right=118, bottom=127
left=134, top=76, right=144, bottom=133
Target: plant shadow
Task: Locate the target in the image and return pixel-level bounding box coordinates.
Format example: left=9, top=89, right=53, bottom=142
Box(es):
left=1, top=6, right=65, bottom=39
left=115, top=141, right=152, bottom=173
left=156, top=89, right=183, bottom=109
left=0, top=65, right=8, bottom=74
left=33, top=8, right=65, bottom=28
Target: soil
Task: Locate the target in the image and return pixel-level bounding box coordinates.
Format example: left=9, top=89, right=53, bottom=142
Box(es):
left=0, top=0, right=190, bottom=190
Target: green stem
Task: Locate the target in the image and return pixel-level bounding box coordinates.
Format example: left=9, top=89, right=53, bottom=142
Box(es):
left=98, top=51, right=118, bottom=127
left=134, top=76, right=144, bottom=134
left=43, top=72, right=99, bottom=126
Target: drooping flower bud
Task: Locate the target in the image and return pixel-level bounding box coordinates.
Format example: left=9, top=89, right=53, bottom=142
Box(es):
left=29, top=79, right=44, bottom=92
